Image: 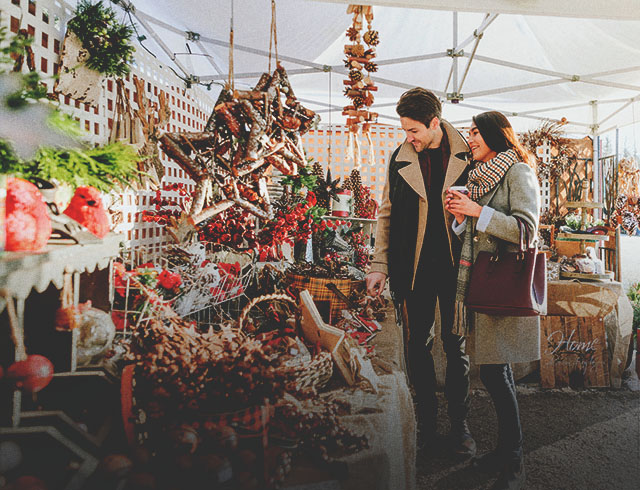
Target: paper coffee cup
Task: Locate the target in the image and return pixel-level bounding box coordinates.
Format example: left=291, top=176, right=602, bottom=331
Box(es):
left=449, top=185, right=469, bottom=195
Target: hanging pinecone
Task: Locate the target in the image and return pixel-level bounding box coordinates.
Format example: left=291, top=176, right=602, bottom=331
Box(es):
left=365, top=61, right=378, bottom=73
left=349, top=168, right=364, bottom=216
left=363, top=30, right=379, bottom=46
left=352, top=95, right=365, bottom=108
left=346, top=26, right=360, bottom=42
left=349, top=69, right=364, bottom=82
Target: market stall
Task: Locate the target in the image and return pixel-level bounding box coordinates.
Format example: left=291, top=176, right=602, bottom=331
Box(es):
left=2, top=1, right=640, bottom=490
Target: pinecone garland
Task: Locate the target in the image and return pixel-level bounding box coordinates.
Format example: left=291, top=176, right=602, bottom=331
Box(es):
left=365, top=61, right=378, bottom=73
left=346, top=26, right=360, bottom=42
left=352, top=95, right=365, bottom=108
left=349, top=69, right=364, bottom=82
left=363, top=30, right=380, bottom=46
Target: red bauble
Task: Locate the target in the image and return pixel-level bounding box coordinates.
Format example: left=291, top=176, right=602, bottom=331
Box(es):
left=5, top=177, right=52, bottom=252
left=6, top=476, right=47, bottom=490
left=0, top=364, right=4, bottom=380
left=6, top=355, right=54, bottom=393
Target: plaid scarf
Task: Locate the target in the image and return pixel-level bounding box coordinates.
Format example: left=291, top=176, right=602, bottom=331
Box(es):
left=452, top=149, right=520, bottom=336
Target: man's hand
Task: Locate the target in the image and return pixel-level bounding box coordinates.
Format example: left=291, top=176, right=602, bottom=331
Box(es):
left=366, top=271, right=387, bottom=297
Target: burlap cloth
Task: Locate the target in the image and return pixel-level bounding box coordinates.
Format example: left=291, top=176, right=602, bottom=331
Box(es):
left=546, top=280, right=634, bottom=388
left=284, top=303, right=417, bottom=490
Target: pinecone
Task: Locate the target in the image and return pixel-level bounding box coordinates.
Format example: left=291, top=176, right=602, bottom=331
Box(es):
left=349, top=69, right=364, bottom=82
left=352, top=95, right=365, bottom=108
left=365, top=61, right=378, bottom=73
left=363, top=30, right=380, bottom=46
left=349, top=169, right=364, bottom=216
left=346, top=26, right=360, bottom=42
left=311, top=161, right=329, bottom=208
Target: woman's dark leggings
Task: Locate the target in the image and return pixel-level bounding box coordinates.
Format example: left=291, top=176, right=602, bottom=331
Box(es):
left=479, top=363, right=523, bottom=464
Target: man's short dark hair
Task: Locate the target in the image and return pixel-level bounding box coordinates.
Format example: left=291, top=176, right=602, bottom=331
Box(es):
left=396, top=87, right=442, bottom=127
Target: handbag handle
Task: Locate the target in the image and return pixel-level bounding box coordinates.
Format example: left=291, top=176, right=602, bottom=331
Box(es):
left=492, top=217, right=528, bottom=262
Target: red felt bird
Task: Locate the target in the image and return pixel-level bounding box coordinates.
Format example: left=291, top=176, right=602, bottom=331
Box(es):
left=63, top=186, right=111, bottom=239
left=5, top=177, right=52, bottom=252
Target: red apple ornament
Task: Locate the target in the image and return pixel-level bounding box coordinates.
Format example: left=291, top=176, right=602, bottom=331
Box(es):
left=6, top=355, right=54, bottom=393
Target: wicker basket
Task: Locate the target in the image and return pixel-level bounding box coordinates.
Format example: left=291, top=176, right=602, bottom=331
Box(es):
left=286, top=273, right=363, bottom=319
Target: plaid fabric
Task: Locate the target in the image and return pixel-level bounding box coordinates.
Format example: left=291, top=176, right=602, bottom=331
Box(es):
left=287, top=273, right=362, bottom=318
left=467, top=149, right=519, bottom=201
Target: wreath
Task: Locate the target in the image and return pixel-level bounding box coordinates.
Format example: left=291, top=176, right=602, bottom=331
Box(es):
left=67, top=0, right=135, bottom=77
left=521, top=120, right=572, bottom=184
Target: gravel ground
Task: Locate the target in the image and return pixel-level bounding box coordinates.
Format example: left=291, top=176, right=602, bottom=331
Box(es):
left=416, top=361, right=640, bottom=490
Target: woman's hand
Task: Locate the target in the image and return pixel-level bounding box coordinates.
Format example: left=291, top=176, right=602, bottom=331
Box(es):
left=445, top=190, right=483, bottom=220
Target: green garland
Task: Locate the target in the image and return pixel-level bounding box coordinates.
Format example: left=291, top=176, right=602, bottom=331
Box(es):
left=67, top=0, right=135, bottom=77
left=1, top=113, right=140, bottom=192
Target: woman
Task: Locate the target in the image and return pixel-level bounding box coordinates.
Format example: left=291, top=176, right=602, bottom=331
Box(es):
left=445, top=111, right=540, bottom=490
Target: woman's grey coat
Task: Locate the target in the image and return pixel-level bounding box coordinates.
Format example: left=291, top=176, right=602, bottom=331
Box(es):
left=465, top=162, right=541, bottom=365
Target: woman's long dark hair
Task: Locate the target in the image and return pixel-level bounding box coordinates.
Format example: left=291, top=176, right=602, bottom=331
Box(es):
left=472, top=111, right=536, bottom=170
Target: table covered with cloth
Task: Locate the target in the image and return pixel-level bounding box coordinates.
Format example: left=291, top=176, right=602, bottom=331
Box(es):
left=283, top=304, right=417, bottom=490
left=546, top=280, right=634, bottom=388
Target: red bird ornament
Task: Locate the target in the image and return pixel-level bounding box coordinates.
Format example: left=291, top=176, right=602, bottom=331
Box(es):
left=5, top=177, right=52, bottom=252
left=63, top=186, right=111, bottom=239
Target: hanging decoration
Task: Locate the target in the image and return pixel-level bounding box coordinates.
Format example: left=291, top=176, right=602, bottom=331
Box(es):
left=342, top=5, right=379, bottom=169
left=617, top=158, right=640, bottom=199
left=56, top=0, right=135, bottom=105
left=520, top=119, right=572, bottom=184
left=159, top=64, right=317, bottom=241
left=109, top=75, right=171, bottom=188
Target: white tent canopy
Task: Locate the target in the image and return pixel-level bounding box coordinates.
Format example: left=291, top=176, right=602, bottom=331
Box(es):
left=115, top=0, right=640, bottom=135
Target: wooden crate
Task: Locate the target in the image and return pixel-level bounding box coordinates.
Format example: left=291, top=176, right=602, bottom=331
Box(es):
left=540, top=316, right=610, bottom=388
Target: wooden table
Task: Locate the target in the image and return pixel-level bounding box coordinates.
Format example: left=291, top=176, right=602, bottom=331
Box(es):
left=283, top=303, right=417, bottom=490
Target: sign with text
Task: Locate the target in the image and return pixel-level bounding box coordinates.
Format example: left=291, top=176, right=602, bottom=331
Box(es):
left=540, top=316, right=610, bottom=388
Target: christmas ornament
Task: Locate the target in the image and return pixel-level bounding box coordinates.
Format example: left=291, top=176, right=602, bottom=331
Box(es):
left=75, top=303, right=116, bottom=366
left=5, top=476, right=47, bottom=490
left=6, top=355, right=54, bottom=393
left=342, top=5, right=379, bottom=169
left=63, top=186, right=110, bottom=238
left=97, top=454, right=134, bottom=480
left=5, top=177, right=52, bottom=252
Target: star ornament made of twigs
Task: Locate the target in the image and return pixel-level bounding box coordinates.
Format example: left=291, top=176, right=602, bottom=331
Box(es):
left=159, top=65, right=317, bottom=241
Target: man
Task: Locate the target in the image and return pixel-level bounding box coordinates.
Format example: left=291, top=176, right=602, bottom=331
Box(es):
left=366, top=87, right=475, bottom=458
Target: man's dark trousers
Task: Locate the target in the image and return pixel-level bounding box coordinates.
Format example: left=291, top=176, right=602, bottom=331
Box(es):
left=404, top=254, right=470, bottom=436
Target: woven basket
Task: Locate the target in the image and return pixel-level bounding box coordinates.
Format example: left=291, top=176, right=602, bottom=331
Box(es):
left=286, top=273, right=363, bottom=319
left=279, top=351, right=333, bottom=394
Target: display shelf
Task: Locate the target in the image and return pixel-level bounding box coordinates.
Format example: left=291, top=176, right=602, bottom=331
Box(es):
left=0, top=233, right=123, bottom=302
left=1, top=234, right=124, bottom=429
left=556, top=232, right=609, bottom=241
left=559, top=270, right=614, bottom=281
left=565, top=201, right=604, bottom=209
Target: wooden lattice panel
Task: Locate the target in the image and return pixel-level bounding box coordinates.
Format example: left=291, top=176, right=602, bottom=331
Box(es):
left=301, top=123, right=406, bottom=204
left=1, top=0, right=215, bottom=249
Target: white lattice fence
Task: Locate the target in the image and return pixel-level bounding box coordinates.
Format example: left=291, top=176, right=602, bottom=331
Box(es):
left=536, top=142, right=552, bottom=211
left=1, top=0, right=215, bottom=249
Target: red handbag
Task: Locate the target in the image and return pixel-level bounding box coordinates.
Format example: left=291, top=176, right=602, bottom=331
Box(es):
left=465, top=217, right=547, bottom=316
